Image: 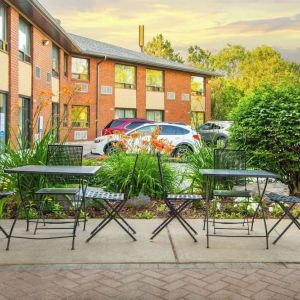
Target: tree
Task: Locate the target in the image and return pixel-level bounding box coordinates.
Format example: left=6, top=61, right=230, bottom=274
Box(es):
left=187, top=45, right=212, bottom=70
left=230, top=83, right=300, bottom=195
left=144, top=34, right=184, bottom=63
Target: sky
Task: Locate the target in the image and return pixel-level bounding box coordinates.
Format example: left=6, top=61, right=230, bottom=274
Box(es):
left=39, top=0, right=300, bottom=63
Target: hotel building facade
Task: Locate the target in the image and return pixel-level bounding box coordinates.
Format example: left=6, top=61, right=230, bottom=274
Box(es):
left=0, top=0, right=217, bottom=148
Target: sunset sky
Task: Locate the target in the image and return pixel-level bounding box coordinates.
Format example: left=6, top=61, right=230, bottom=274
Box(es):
left=39, top=0, right=300, bottom=63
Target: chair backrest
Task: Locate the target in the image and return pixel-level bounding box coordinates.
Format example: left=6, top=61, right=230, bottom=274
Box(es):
left=156, top=152, right=167, bottom=198
left=214, top=149, right=246, bottom=189
left=124, top=154, right=139, bottom=198
left=46, top=145, right=83, bottom=166
left=46, top=145, right=83, bottom=186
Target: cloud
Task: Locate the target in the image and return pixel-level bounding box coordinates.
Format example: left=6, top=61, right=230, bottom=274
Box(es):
left=210, top=14, right=300, bottom=35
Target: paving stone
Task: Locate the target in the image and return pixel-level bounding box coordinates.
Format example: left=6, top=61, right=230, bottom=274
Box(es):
left=0, top=265, right=299, bottom=299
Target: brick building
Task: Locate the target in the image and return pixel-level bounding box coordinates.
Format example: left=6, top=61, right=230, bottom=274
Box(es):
left=0, top=0, right=217, bottom=148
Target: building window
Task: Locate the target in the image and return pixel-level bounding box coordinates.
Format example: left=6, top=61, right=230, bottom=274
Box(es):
left=115, top=108, right=136, bottom=119
left=64, top=53, right=68, bottom=77
left=191, top=76, right=205, bottom=96
left=63, top=104, right=68, bottom=127
left=71, top=105, right=89, bottom=128
left=146, top=69, right=163, bottom=92
left=146, top=110, right=164, bottom=122
left=0, top=3, right=7, bottom=52
left=52, top=45, right=59, bottom=77
left=115, top=64, right=136, bottom=89
left=18, top=19, right=31, bottom=63
left=72, top=57, right=89, bottom=80
left=0, top=93, right=7, bottom=151
left=18, top=97, right=31, bottom=149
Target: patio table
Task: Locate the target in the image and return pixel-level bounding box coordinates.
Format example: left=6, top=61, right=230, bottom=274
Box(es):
left=200, top=169, right=280, bottom=249
left=4, top=165, right=100, bottom=250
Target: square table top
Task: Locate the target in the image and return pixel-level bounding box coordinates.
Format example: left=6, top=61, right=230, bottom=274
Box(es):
left=4, top=165, right=101, bottom=177
left=200, top=169, right=280, bottom=179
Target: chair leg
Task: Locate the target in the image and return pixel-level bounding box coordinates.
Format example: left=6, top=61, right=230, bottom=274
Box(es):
left=34, top=195, right=44, bottom=235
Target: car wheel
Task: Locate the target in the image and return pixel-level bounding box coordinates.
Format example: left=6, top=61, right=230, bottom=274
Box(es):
left=104, top=143, right=117, bottom=155
left=173, top=145, right=193, bottom=158
left=215, top=137, right=227, bottom=149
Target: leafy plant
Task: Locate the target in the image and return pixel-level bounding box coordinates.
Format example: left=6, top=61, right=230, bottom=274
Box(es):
left=230, top=82, right=300, bottom=194
left=136, top=210, right=153, bottom=219
left=91, top=152, right=178, bottom=198
left=185, top=141, right=214, bottom=194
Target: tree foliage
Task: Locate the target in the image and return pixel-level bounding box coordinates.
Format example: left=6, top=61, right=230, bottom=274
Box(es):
left=144, top=34, right=184, bottom=63
left=230, top=83, right=300, bottom=195
left=188, top=44, right=300, bottom=119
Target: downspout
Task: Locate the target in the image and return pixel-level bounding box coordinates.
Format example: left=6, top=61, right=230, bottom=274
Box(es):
left=96, top=56, right=107, bottom=137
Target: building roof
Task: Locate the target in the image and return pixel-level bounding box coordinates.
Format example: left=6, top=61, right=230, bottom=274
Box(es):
left=69, top=34, right=218, bottom=77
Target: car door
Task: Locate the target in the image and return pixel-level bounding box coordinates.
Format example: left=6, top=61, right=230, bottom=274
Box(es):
left=198, top=122, right=213, bottom=142
left=130, top=124, right=158, bottom=152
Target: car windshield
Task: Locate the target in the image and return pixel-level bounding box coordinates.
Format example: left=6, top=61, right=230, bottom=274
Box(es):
left=131, top=125, right=157, bottom=136
left=126, top=121, right=148, bottom=130
left=109, top=120, right=124, bottom=128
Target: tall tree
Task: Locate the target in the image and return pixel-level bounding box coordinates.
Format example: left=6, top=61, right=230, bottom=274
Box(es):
left=187, top=45, right=212, bottom=70
left=144, top=34, right=184, bottom=63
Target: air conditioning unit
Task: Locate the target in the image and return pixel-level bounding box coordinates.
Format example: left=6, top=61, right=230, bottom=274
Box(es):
left=101, top=85, right=113, bottom=95
left=74, top=131, right=88, bottom=140
left=75, top=82, right=89, bottom=93
left=167, top=92, right=176, bottom=100
left=181, top=93, right=190, bottom=101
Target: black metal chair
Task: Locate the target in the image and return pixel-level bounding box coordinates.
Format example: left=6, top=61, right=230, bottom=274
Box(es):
left=34, top=145, right=84, bottom=235
left=151, top=152, right=202, bottom=242
left=266, top=192, right=300, bottom=244
left=86, top=154, right=139, bottom=243
left=205, top=149, right=252, bottom=234
left=0, top=192, right=14, bottom=237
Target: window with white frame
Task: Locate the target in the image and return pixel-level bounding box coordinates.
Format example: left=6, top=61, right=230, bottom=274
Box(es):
left=115, top=64, right=136, bottom=89
left=0, top=3, right=7, bottom=51
left=146, top=110, right=164, bottom=122
left=72, top=57, right=89, bottom=80
left=191, top=76, right=205, bottom=96
left=18, top=19, right=31, bottom=63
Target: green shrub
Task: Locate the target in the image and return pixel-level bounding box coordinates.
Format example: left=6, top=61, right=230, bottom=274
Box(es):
left=90, top=152, right=178, bottom=199
left=230, top=82, right=300, bottom=194
left=185, top=141, right=214, bottom=194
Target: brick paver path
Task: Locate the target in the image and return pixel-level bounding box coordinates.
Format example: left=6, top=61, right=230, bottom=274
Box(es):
left=0, top=264, right=299, bottom=299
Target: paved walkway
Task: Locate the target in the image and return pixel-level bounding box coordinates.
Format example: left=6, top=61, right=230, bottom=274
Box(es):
left=0, top=263, right=299, bottom=299
left=1, top=219, right=300, bottom=299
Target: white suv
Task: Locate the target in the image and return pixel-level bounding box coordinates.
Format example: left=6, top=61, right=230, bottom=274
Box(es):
left=91, top=122, right=200, bottom=156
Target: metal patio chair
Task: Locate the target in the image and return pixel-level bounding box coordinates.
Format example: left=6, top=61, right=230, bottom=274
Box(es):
left=151, top=152, right=202, bottom=242
left=34, top=145, right=84, bottom=235
left=204, top=149, right=252, bottom=234
left=0, top=191, right=14, bottom=237
left=86, top=154, right=139, bottom=243
left=266, top=192, right=300, bottom=244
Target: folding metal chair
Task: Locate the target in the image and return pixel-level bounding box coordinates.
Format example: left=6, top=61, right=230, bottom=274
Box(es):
left=151, top=152, right=202, bottom=242
left=0, top=192, right=14, bottom=237
left=86, top=154, right=139, bottom=243
left=34, top=145, right=84, bottom=235
left=266, top=192, right=300, bottom=244
left=204, top=149, right=252, bottom=234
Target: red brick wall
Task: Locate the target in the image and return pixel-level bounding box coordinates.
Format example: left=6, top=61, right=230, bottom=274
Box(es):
left=98, top=59, right=115, bottom=132
left=7, top=7, right=19, bottom=147
left=164, top=70, right=191, bottom=125
left=31, top=27, right=53, bottom=137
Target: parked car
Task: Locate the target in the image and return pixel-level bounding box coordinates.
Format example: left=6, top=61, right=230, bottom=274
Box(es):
left=197, top=121, right=233, bottom=147
left=102, top=118, right=153, bottom=135
left=92, top=122, right=200, bottom=156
